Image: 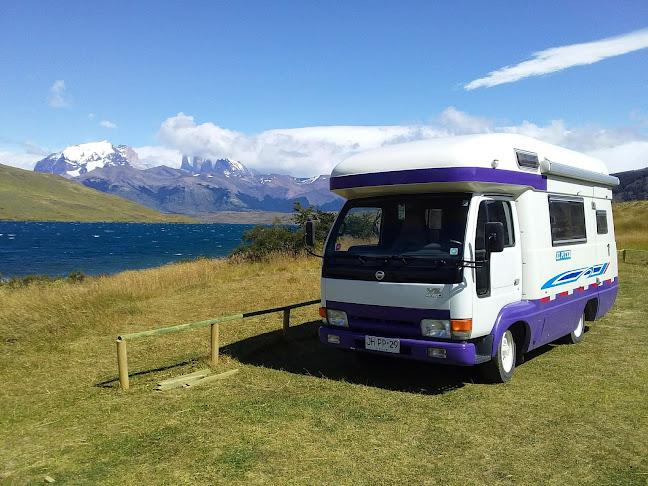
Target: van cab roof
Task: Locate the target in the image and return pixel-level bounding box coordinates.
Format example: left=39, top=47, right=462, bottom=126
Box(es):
left=330, top=133, right=616, bottom=199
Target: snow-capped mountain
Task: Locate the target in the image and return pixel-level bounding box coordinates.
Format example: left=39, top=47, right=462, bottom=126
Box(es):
left=32, top=142, right=343, bottom=215
left=34, top=141, right=133, bottom=177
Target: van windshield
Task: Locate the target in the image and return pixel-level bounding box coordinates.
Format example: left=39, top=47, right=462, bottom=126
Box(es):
left=323, top=194, right=471, bottom=283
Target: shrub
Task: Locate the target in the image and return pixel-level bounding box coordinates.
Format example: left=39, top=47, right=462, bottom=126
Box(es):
left=0, top=272, right=84, bottom=289
left=229, top=203, right=336, bottom=261
left=66, top=270, right=86, bottom=283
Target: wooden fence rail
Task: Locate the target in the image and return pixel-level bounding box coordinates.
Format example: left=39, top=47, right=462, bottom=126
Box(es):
left=116, top=299, right=320, bottom=390
left=619, top=248, right=648, bottom=264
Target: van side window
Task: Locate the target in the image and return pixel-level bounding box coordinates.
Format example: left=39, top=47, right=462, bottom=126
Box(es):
left=475, top=200, right=515, bottom=249
left=474, top=199, right=515, bottom=296
left=548, top=197, right=587, bottom=246
left=596, top=210, right=608, bottom=234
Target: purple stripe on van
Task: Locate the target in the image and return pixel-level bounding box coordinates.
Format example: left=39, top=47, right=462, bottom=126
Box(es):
left=330, top=167, right=547, bottom=191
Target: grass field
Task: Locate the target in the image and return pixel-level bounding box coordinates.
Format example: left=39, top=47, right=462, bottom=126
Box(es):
left=613, top=200, right=648, bottom=251
left=1, top=251, right=647, bottom=485
left=0, top=163, right=197, bottom=223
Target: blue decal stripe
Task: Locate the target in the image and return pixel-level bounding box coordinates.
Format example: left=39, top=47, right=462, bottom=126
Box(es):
left=541, top=262, right=611, bottom=290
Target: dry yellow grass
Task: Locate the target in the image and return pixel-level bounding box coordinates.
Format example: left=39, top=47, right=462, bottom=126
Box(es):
left=613, top=200, right=648, bottom=250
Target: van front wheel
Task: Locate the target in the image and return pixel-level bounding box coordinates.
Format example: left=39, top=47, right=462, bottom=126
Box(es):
left=481, top=329, right=516, bottom=383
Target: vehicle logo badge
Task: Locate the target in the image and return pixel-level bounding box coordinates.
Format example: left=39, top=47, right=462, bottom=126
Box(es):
left=426, top=287, right=443, bottom=298
left=375, top=270, right=385, bottom=281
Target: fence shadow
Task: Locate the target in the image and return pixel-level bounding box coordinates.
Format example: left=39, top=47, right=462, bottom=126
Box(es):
left=94, top=357, right=203, bottom=389
left=222, top=320, right=479, bottom=395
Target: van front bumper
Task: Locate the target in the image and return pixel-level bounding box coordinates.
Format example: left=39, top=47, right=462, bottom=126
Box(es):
left=319, top=327, right=492, bottom=366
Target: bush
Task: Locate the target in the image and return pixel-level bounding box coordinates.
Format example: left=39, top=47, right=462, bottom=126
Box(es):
left=229, top=203, right=336, bottom=261
left=0, top=271, right=85, bottom=289
left=66, top=270, right=86, bottom=283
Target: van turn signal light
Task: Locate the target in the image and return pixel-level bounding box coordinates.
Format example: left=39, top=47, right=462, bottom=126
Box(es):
left=451, top=319, right=472, bottom=332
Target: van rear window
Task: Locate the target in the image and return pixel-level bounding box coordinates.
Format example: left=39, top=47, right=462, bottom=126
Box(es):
left=549, top=197, right=587, bottom=246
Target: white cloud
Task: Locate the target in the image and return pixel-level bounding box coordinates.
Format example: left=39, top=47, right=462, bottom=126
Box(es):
left=88, top=113, right=96, bottom=119
left=2, top=108, right=646, bottom=175
left=152, top=109, right=648, bottom=176
left=465, top=28, right=648, bottom=90
left=100, top=120, right=117, bottom=129
left=435, top=107, right=495, bottom=134
left=24, top=140, right=49, bottom=156
left=133, top=145, right=183, bottom=168
left=0, top=151, right=43, bottom=170
left=155, top=113, right=445, bottom=177
left=47, top=80, right=70, bottom=108
left=587, top=141, right=648, bottom=174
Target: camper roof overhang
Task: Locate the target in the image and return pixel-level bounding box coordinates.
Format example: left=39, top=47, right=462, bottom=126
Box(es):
left=539, top=159, right=619, bottom=187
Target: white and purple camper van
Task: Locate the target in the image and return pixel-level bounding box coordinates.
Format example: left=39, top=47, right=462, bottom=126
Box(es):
left=312, top=133, right=619, bottom=382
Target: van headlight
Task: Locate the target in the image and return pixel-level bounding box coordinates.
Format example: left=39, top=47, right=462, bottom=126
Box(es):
left=420, top=319, right=451, bottom=338
left=327, top=309, right=349, bottom=327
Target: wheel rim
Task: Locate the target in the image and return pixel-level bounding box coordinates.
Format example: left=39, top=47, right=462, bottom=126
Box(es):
left=501, top=330, right=514, bottom=373
left=573, top=314, right=584, bottom=338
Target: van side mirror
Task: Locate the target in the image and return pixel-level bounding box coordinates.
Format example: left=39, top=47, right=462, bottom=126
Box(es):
left=305, top=221, right=316, bottom=247
left=485, top=222, right=505, bottom=254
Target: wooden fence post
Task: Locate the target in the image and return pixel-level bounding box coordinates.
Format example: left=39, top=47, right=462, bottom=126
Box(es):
left=116, top=339, right=129, bottom=390
left=211, top=322, right=219, bottom=367
left=283, top=309, right=290, bottom=339
left=622, top=249, right=627, bottom=263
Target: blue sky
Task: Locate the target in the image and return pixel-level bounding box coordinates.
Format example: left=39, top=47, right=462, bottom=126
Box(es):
left=1, top=0, right=647, bottom=177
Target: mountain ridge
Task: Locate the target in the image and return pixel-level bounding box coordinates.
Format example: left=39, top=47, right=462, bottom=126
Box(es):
left=33, top=142, right=343, bottom=215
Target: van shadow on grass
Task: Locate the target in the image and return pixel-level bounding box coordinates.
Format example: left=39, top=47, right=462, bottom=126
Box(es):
left=95, top=322, right=570, bottom=391
left=222, top=320, right=480, bottom=396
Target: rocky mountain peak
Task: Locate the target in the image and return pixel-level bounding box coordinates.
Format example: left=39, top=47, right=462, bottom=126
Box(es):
left=180, top=155, right=253, bottom=178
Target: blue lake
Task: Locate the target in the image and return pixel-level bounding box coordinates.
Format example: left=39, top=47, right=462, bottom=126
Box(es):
left=0, top=221, right=256, bottom=278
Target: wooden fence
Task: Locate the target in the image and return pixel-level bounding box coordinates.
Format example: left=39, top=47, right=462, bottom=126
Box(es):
left=620, top=248, right=648, bottom=265
left=116, top=299, right=319, bottom=390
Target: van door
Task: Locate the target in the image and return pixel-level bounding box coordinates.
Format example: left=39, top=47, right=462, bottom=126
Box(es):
left=593, top=199, right=617, bottom=317
left=594, top=202, right=613, bottom=271
left=471, top=197, right=523, bottom=337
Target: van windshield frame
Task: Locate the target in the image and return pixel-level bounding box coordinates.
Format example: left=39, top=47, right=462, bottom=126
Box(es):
left=322, top=193, right=471, bottom=284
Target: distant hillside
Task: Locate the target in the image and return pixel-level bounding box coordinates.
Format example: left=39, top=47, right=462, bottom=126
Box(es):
left=0, top=163, right=197, bottom=223
left=612, top=167, right=648, bottom=202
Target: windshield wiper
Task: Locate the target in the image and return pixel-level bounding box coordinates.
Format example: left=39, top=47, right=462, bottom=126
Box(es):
left=389, top=255, right=454, bottom=267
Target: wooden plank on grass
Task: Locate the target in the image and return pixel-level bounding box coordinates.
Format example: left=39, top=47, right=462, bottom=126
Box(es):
left=155, top=369, right=211, bottom=390
left=184, top=369, right=240, bottom=388
left=158, top=369, right=211, bottom=385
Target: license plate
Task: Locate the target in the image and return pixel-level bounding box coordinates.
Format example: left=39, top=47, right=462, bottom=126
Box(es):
left=365, top=335, right=400, bottom=354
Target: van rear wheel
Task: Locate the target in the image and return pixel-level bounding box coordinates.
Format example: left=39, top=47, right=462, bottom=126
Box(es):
left=564, top=312, right=585, bottom=345
left=481, top=329, right=516, bottom=383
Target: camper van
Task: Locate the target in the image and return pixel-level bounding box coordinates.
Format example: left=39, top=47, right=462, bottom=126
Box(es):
left=310, top=133, right=619, bottom=382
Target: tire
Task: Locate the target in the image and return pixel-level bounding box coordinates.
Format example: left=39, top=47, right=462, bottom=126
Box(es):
left=564, top=312, right=585, bottom=345
left=481, top=329, right=516, bottom=383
